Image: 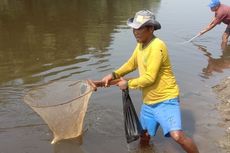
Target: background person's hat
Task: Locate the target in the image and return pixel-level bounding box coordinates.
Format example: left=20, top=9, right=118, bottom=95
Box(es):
left=208, top=0, right=220, bottom=8
left=127, top=10, right=161, bottom=30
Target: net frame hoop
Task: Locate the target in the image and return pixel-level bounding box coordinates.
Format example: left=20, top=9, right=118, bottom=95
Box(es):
left=24, top=80, right=93, bottom=108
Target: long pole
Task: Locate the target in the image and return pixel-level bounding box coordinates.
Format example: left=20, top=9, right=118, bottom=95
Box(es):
left=185, top=34, right=200, bottom=43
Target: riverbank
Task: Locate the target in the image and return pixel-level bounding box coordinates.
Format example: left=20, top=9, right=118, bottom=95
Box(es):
left=212, top=77, right=230, bottom=151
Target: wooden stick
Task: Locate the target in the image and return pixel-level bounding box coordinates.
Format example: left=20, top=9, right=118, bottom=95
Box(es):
left=87, top=80, right=98, bottom=91
left=183, top=34, right=200, bottom=44
left=87, top=78, right=133, bottom=91
left=91, top=79, right=121, bottom=87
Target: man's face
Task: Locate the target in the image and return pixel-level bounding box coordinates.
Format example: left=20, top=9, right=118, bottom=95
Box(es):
left=133, top=26, right=154, bottom=43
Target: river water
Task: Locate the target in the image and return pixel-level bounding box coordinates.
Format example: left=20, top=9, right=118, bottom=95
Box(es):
left=0, top=0, right=230, bottom=153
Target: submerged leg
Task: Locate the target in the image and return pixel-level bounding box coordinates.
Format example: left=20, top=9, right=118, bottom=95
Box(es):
left=139, top=130, right=151, bottom=147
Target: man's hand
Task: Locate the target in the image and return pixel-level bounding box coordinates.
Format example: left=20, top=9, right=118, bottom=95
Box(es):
left=102, top=74, right=113, bottom=87
left=198, top=30, right=206, bottom=36
left=116, top=77, right=128, bottom=90
left=198, top=19, right=217, bottom=37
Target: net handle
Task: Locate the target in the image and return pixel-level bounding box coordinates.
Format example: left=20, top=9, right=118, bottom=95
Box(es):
left=87, top=78, right=133, bottom=91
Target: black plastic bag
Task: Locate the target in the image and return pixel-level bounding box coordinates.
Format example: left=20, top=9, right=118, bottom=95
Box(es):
left=122, top=89, right=143, bottom=143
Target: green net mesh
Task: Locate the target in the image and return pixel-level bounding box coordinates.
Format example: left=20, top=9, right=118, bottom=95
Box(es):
left=24, top=80, right=93, bottom=144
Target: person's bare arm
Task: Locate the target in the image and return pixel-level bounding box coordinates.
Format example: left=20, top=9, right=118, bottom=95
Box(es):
left=198, top=17, right=217, bottom=36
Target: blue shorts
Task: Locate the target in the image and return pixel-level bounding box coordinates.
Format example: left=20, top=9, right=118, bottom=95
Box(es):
left=140, top=97, right=182, bottom=137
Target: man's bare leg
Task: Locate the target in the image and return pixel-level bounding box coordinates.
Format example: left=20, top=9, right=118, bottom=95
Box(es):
left=221, top=32, right=229, bottom=50
left=170, top=131, right=199, bottom=153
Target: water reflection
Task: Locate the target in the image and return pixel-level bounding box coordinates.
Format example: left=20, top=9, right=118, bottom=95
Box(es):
left=0, top=1, right=162, bottom=153
left=0, top=0, right=160, bottom=85
left=128, top=143, right=156, bottom=153
left=193, top=43, right=230, bottom=78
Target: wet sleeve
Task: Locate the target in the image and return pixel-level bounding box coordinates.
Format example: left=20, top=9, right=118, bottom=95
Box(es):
left=128, top=45, right=163, bottom=89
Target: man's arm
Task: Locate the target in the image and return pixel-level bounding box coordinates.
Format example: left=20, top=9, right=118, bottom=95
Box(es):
left=102, top=49, right=137, bottom=87
left=198, top=17, right=217, bottom=36
left=198, top=17, right=218, bottom=36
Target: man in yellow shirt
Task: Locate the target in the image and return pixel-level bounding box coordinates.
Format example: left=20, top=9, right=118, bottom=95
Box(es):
left=102, top=10, right=199, bottom=153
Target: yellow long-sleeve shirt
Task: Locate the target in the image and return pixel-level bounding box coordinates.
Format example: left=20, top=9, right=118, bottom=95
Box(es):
left=115, top=38, right=179, bottom=105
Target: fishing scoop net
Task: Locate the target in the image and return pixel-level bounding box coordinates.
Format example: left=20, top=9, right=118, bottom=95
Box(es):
left=24, top=80, right=93, bottom=144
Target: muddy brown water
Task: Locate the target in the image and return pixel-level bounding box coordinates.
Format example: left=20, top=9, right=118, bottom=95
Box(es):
left=0, top=0, right=230, bottom=153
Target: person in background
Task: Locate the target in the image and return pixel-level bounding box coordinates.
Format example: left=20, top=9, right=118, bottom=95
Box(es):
left=198, top=0, right=230, bottom=49
left=102, top=10, right=199, bottom=153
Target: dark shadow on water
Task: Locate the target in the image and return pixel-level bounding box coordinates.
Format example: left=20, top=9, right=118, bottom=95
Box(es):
left=193, top=43, right=230, bottom=79
left=181, top=109, right=196, bottom=137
